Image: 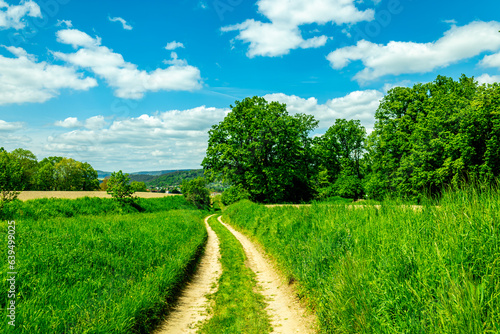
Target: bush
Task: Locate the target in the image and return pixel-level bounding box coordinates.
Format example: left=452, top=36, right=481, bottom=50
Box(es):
left=221, top=185, right=250, bottom=206
left=181, top=177, right=211, bottom=209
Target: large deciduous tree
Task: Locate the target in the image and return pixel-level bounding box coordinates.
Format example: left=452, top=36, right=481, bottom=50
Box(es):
left=202, top=96, right=318, bottom=203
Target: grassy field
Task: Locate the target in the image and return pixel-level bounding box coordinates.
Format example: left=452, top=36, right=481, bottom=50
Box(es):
left=224, top=186, right=500, bottom=333
left=199, top=215, right=271, bottom=334
left=1, top=198, right=207, bottom=333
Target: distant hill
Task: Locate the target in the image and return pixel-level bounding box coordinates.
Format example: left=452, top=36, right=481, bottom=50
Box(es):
left=147, top=169, right=204, bottom=189
left=97, top=169, right=193, bottom=180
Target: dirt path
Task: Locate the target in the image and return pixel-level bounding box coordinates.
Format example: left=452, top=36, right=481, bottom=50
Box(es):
left=155, top=215, right=221, bottom=334
left=218, top=216, right=317, bottom=333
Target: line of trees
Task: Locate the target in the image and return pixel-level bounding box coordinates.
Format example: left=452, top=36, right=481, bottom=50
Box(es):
left=203, top=75, right=500, bottom=203
left=0, top=148, right=100, bottom=192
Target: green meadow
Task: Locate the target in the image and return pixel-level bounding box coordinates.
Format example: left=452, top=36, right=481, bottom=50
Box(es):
left=1, top=197, right=207, bottom=334
left=224, top=186, right=500, bottom=333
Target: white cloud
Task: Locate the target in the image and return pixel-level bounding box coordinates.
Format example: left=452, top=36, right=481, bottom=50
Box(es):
left=56, top=29, right=101, bottom=48
left=264, top=90, right=383, bottom=131
left=45, top=106, right=230, bottom=171
left=0, top=119, right=24, bottom=131
left=54, top=29, right=202, bottom=99
left=85, top=115, right=107, bottom=130
left=54, top=117, right=82, bottom=128
left=480, top=52, right=500, bottom=69
left=327, top=21, right=500, bottom=82
left=222, top=0, right=374, bottom=57
left=109, top=16, right=132, bottom=30
left=476, top=74, right=500, bottom=85
left=56, top=19, right=72, bottom=28
left=0, top=46, right=97, bottom=105
left=0, top=0, right=41, bottom=30
left=165, top=41, right=184, bottom=50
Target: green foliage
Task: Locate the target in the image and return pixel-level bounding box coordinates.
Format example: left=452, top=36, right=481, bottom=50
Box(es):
left=181, top=177, right=211, bottom=209
left=10, top=148, right=38, bottom=190
left=221, top=184, right=250, bottom=206
left=54, top=158, right=100, bottom=191
left=107, top=170, right=134, bottom=201
left=130, top=181, right=148, bottom=192
left=145, top=169, right=204, bottom=189
left=0, top=150, right=23, bottom=208
left=225, top=186, right=500, bottom=333
left=366, top=75, right=500, bottom=200
left=0, top=210, right=207, bottom=334
left=203, top=96, right=318, bottom=203
left=199, top=215, right=272, bottom=333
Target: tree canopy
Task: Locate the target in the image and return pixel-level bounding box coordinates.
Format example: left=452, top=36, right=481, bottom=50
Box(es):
left=366, top=75, right=500, bottom=199
left=202, top=96, right=318, bottom=203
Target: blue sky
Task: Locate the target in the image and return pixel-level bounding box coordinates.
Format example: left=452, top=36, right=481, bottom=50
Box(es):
left=1, top=0, right=500, bottom=172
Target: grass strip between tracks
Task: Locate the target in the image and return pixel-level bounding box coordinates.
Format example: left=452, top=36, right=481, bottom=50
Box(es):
left=198, top=215, right=271, bottom=334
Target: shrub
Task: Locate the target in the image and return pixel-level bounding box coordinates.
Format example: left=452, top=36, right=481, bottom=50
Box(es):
left=221, top=185, right=250, bottom=206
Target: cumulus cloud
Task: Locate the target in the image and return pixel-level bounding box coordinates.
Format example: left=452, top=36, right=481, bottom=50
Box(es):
left=165, top=41, right=184, bottom=50
left=0, top=0, right=41, bottom=30
left=327, top=21, right=500, bottom=82
left=476, top=74, right=500, bottom=85
left=108, top=16, right=132, bottom=30
left=54, top=29, right=202, bottom=99
left=54, top=117, right=82, bottom=128
left=0, top=119, right=24, bottom=131
left=46, top=106, right=230, bottom=170
left=264, top=90, right=383, bottom=131
left=0, top=46, right=97, bottom=105
left=222, top=0, right=374, bottom=57
left=85, top=115, right=107, bottom=130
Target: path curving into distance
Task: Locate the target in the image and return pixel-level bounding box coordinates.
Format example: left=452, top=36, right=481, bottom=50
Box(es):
left=155, top=214, right=222, bottom=334
left=218, top=216, right=317, bottom=334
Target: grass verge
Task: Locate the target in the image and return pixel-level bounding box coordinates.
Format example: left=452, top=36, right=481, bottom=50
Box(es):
left=224, top=186, right=500, bottom=333
left=1, top=210, right=207, bottom=333
left=198, top=215, right=272, bottom=334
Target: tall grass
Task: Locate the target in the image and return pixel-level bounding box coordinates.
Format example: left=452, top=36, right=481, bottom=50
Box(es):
left=224, top=186, right=500, bottom=333
left=0, top=210, right=207, bottom=333
left=0, top=196, right=196, bottom=221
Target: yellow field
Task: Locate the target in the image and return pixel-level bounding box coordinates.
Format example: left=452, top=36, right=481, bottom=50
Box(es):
left=17, top=191, right=180, bottom=201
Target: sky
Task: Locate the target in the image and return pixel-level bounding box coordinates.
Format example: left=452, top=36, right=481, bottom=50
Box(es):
left=1, top=0, right=500, bottom=172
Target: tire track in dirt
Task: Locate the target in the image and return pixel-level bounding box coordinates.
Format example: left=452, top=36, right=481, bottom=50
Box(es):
left=218, top=216, right=317, bottom=333
left=155, top=214, right=221, bottom=334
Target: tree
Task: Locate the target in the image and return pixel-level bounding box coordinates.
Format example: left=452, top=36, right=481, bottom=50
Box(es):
left=315, top=119, right=366, bottom=199
left=181, top=177, right=210, bottom=209
left=130, top=181, right=148, bottom=192
left=100, top=177, right=110, bottom=191
left=0, top=150, right=23, bottom=208
left=365, top=75, right=500, bottom=200
left=33, top=162, right=55, bottom=190
left=10, top=148, right=38, bottom=190
left=202, top=96, right=318, bottom=203
left=107, top=170, right=134, bottom=200
left=53, top=158, right=99, bottom=191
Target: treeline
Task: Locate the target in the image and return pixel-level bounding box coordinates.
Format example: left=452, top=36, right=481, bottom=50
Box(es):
left=0, top=148, right=99, bottom=191
left=203, top=75, right=500, bottom=203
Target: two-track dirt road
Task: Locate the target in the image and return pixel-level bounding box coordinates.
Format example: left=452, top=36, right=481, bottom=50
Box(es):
left=157, top=214, right=317, bottom=333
